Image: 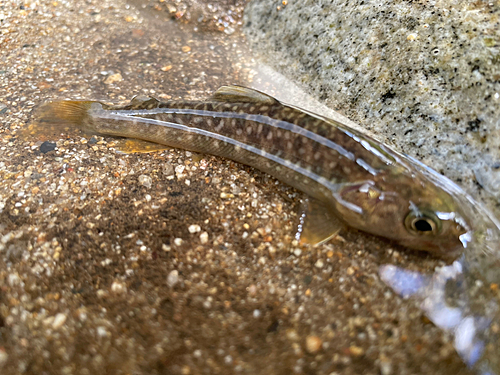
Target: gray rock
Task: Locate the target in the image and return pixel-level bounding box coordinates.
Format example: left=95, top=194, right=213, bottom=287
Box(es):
left=39, top=141, right=56, bottom=154
left=244, top=0, right=500, bottom=216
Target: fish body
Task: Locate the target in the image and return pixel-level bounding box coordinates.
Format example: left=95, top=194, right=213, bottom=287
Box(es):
left=34, top=86, right=486, bottom=256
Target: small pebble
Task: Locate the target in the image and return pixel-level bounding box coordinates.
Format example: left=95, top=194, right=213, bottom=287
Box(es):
left=7, top=273, right=20, bottom=287
left=253, top=309, right=261, bottom=318
left=163, top=163, right=174, bottom=176
left=52, top=313, right=67, bottom=329
left=175, top=165, right=185, bottom=178
left=349, top=345, right=364, bottom=356
left=247, top=284, right=257, bottom=296
left=315, top=259, right=324, bottom=268
left=199, top=231, right=209, bottom=244
left=174, top=238, right=183, bottom=246
left=380, top=356, right=393, bottom=375
left=286, top=329, right=299, bottom=341
left=138, top=175, right=152, bottom=188
left=40, top=141, right=56, bottom=154
left=305, top=335, right=322, bottom=353
left=97, top=326, right=108, bottom=337
left=167, top=270, right=179, bottom=287
left=188, top=224, right=201, bottom=233
left=111, top=280, right=127, bottom=294
left=104, top=72, right=122, bottom=84
left=101, top=259, right=112, bottom=267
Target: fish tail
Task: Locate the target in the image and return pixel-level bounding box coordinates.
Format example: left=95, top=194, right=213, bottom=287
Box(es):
left=36, top=100, right=94, bottom=127
left=21, top=101, right=96, bottom=139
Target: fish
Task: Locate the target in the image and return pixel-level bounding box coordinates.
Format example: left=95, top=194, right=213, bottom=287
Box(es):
left=30, top=85, right=500, bottom=257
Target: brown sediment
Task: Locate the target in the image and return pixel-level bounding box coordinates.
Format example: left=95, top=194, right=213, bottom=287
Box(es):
left=0, top=0, right=473, bottom=374
left=130, top=0, right=250, bottom=33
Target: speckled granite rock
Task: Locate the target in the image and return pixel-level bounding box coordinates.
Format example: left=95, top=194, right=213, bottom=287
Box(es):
left=244, top=0, right=500, bottom=215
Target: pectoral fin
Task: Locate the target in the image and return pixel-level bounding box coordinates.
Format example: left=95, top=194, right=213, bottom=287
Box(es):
left=191, top=152, right=206, bottom=162
left=212, top=85, right=277, bottom=104
left=297, top=199, right=343, bottom=246
left=113, top=138, right=171, bottom=154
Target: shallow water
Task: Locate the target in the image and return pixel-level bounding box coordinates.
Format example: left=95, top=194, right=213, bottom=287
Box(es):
left=0, top=0, right=498, bottom=374
left=381, top=256, right=500, bottom=374
left=124, top=10, right=500, bottom=375
left=238, top=3, right=500, bottom=373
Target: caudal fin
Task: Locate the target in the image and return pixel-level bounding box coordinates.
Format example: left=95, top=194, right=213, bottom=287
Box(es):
left=20, top=100, right=94, bottom=140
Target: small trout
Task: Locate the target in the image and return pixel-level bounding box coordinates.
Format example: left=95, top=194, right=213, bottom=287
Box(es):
left=34, top=85, right=487, bottom=257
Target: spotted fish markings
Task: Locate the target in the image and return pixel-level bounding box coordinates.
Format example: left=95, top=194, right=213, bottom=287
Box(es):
left=34, top=85, right=481, bottom=257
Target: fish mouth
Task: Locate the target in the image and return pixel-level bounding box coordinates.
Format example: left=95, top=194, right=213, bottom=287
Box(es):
left=430, top=238, right=468, bottom=260
left=394, top=234, right=466, bottom=259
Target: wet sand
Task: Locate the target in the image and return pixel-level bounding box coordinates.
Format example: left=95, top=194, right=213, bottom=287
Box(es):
left=0, top=1, right=472, bottom=374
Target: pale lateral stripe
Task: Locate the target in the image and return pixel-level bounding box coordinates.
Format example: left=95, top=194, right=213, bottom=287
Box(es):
left=284, top=104, right=395, bottom=170
left=112, top=107, right=358, bottom=162
left=118, top=108, right=384, bottom=176
left=93, top=109, right=364, bottom=214
left=360, top=140, right=395, bottom=166
left=343, top=130, right=395, bottom=166
left=356, top=158, right=379, bottom=176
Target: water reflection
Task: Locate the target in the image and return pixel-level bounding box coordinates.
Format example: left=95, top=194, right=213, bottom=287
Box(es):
left=380, top=254, right=499, bottom=375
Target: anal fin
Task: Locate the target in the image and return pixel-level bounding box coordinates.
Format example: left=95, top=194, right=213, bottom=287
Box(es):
left=296, top=198, right=343, bottom=246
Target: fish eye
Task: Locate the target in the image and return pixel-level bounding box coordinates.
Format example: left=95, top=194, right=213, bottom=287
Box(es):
left=404, top=211, right=441, bottom=236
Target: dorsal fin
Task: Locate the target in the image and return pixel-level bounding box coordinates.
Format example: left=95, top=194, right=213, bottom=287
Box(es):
left=128, top=95, right=160, bottom=110
left=212, top=85, right=278, bottom=104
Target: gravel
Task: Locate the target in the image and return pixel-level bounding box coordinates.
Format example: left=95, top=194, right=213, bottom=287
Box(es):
left=0, top=0, right=473, bottom=374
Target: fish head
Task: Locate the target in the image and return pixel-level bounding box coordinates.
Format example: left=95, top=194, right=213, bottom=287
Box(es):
left=337, top=175, right=471, bottom=257
left=397, top=194, right=471, bottom=257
